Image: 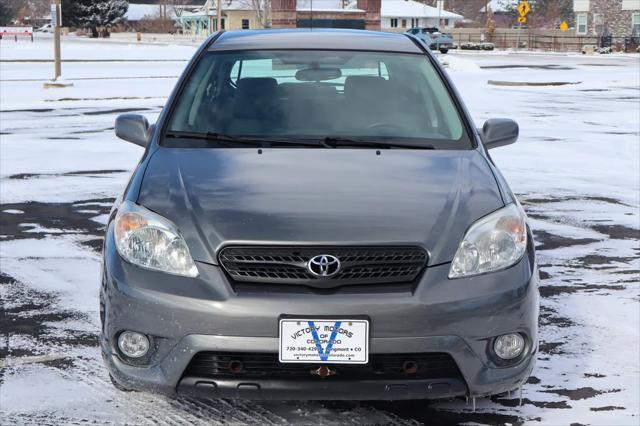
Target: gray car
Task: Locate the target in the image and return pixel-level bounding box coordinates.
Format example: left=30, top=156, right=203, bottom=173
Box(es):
left=406, top=27, right=457, bottom=53
left=102, top=29, right=539, bottom=401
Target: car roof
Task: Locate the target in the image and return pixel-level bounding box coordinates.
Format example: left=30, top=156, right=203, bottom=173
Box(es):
left=207, top=29, right=424, bottom=54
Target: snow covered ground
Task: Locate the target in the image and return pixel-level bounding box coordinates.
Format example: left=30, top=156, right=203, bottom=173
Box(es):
left=1, top=35, right=639, bottom=425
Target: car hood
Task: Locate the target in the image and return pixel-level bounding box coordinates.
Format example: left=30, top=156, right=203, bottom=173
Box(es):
left=137, top=148, right=504, bottom=265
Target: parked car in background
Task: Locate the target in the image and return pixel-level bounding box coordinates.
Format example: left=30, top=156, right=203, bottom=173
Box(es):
left=35, top=23, right=54, bottom=33
left=406, top=27, right=456, bottom=53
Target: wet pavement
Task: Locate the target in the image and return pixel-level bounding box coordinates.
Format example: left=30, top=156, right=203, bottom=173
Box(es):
left=0, top=38, right=638, bottom=425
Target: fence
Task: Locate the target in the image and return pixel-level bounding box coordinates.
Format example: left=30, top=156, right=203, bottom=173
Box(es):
left=452, top=32, right=638, bottom=52
left=109, top=31, right=207, bottom=45
left=0, top=26, right=34, bottom=42
left=106, top=28, right=640, bottom=52
left=447, top=28, right=639, bottom=52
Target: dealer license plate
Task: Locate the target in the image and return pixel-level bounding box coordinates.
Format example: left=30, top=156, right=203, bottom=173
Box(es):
left=279, top=319, right=369, bottom=364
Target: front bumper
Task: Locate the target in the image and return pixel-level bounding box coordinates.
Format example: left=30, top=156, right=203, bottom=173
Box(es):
left=176, top=376, right=469, bottom=400
left=101, top=226, right=539, bottom=400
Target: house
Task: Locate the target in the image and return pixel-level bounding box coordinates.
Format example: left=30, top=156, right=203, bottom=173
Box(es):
left=124, top=1, right=260, bottom=34
left=573, top=0, right=640, bottom=37
left=272, top=0, right=381, bottom=30
left=175, top=0, right=260, bottom=33
left=381, top=0, right=464, bottom=31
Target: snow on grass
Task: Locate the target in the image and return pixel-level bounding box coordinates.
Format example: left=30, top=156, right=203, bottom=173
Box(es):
left=440, top=54, right=482, bottom=72
left=1, top=34, right=197, bottom=61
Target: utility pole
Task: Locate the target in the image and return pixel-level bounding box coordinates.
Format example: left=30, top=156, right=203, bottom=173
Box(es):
left=53, top=0, right=61, bottom=80
left=44, top=0, right=71, bottom=87
left=436, top=0, right=443, bottom=50
left=217, top=0, right=222, bottom=32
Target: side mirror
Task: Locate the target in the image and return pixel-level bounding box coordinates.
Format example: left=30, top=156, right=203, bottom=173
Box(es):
left=115, top=114, right=151, bottom=147
left=480, top=118, right=519, bottom=150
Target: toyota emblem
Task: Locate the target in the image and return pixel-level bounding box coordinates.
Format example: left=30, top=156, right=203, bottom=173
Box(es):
left=307, top=254, right=341, bottom=277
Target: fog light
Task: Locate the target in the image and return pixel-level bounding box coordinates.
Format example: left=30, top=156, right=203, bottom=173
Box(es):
left=117, top=331, right=149, bottom=358
left=493, top=333, right=525, bottom=360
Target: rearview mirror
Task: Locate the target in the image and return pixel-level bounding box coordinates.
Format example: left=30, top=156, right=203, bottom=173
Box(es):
left=480, top=118, right=519, bottom=150
left=295, top=67, right=342, bottom=81
left=115, top=114, right=151, bottom=147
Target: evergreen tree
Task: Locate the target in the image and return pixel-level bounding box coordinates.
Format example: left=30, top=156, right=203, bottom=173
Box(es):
left=0, top=0, right=20, bottom=26
left=61, top=0, right=128, bottom=37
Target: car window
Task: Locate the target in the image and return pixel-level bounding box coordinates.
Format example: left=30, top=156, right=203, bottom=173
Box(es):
left=166, top=50, right=470, bottom=149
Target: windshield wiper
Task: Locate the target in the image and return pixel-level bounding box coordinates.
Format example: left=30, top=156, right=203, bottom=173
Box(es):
left=164, top=132, right=435, bottom=150
left=321, top=137, right=435, bottom=150
left=165, top=130, right=249, bottom=144
left=164, top=131, right=324, bottom=148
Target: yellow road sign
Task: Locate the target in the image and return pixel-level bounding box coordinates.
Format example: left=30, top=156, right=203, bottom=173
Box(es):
left=560, top=21, right=568, bottom=32
left=517, top=1, right=531, bottom=17
left=518, top=16, right=527, bottom=23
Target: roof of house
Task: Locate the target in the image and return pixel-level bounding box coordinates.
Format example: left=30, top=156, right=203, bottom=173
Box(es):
left=480, top=0, right=517, bottom=13
left=381, top=0, right=463, bottom=19
left=296, top=0, right=364, bottom=12
left=208, top=29, right=424, bottom=53
left=295, top=0, right=464, bottom=18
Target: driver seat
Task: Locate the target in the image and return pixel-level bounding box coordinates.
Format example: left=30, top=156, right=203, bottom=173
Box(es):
left=344, top=76, right=395, bottom=131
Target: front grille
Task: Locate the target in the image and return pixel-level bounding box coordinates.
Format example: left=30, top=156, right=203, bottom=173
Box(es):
left=218, top=246, right=428, bottom=288
left=183, top=352, right=462, bottom=381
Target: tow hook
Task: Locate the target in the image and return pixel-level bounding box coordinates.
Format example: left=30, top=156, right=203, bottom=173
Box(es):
left=311, top=365, right=336, bottom=378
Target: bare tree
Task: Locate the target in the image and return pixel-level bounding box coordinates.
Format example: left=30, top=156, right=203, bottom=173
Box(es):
left=167, top=0, right=187, bottom=18
left=22, top=0, right=51, bottom=19
left=432, top=0, right=490, bottom=24
left=0, top=0, right=20, bottom=26
left=238, top=0, right=271, bottom=28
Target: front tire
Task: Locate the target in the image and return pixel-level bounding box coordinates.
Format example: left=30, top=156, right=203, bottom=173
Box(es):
left=439, top=48, right=449, bottom=54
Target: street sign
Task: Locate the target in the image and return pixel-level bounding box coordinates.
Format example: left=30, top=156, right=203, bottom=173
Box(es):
left=50, top=4, right=57, bottom=26
left=517, top=1, right=531, bottom=17
left=518, top=16, right=527, bottom=23
left=50, top=3, right=62, bottom=27
left=560, top=21, right=568, bottom=32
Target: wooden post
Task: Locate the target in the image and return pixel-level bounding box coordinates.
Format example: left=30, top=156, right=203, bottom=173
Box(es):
left=53, top=0, right=61, bottom=80
left=217, top=0, right=222, bottom=31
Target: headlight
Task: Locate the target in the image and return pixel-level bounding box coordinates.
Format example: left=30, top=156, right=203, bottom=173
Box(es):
left=114, top=201, right=198, bottom=277
left=449, top=203, right=527, bottom=278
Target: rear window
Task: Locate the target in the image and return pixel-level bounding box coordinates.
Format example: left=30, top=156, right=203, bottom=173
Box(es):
left=165, top=50, right=470, bottom=149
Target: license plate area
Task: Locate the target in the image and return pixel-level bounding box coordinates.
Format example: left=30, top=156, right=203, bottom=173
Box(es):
left=279, top=319, right=369, bottom=364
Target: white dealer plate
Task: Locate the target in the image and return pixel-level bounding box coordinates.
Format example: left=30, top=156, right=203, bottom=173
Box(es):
left=279, top=319, right=369, bottom=364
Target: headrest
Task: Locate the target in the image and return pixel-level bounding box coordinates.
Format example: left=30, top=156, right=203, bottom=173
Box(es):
left=279, top=83, right=338, bottom=98
left=236, top=77, right=278, bottom=94
left=234, top=77, right=279, bottom=119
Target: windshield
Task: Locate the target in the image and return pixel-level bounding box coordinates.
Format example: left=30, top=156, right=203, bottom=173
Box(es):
left=164, top=50, right=470, bottom=149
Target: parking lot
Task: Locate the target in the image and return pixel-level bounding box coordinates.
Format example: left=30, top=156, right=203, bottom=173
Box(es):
left=1, top=36, right=638, bottom=425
